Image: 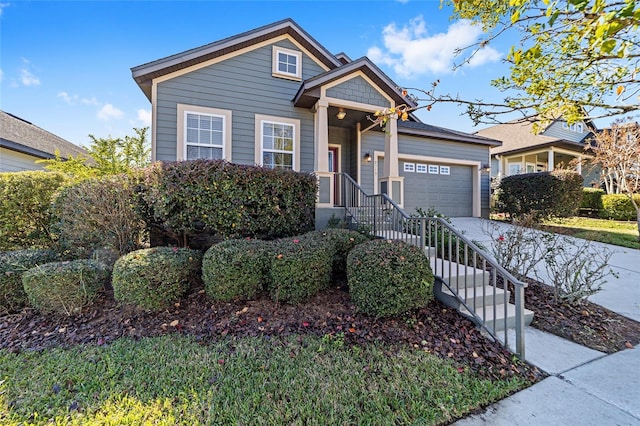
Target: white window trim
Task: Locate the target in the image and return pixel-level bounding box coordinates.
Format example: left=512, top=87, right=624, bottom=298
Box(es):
left=404, top=162, right=415, bottom=173
left=272, top=46, right=302, bottom=81
left=177, top=104, right=232, bottom=161
left=416, top=164, right=427, bottom=174
left=428, top=164, right=439, bottom=174
left=440, top=165, right=451, bottom=175
left=254, top=114, right=301, bottom=172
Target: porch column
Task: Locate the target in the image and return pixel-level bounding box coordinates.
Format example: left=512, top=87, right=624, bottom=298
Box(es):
left=379, top=117, right=404, bottom=206
left=314, top=99, right=333, bottom=206
left=547, top=149, right=555, bottom=171
left=576, top=155, right=582, bottom=175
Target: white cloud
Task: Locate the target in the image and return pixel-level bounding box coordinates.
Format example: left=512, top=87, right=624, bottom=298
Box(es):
left=81, top=96, right=100, bottom=106
left=0, top=3, right=10, bottom=16
left=367, top=16, right=502, bottom=78
left=137, top=109, right=151, bottom=126
left=58, top=92, right=100, bottom=106
left=57, top=91, right=77, bottom=103
left=0, top=69, right=3, bottom=82
left=20, top=68, right=40, bottom=86
left=97, top=103, right=124, bottom=121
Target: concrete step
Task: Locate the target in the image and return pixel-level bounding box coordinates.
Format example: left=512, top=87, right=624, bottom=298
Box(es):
left=429, top=257, right=490, bottom=289
left=440, top=284, right=510, bottom=309
left=460, top=302, right=535, bottom=332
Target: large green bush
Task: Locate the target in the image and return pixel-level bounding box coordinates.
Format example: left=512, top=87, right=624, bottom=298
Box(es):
left=600, top=194, right=640, bottom=220
left=296, top=229, right=370, bottom=277
left=0, top=171, right=67, bottom=251
left=497, top=170, right=583, bottom=220
left=52, top=174, right=147, bottom=257
left=22, top=259, right=109, bottom=315
left=139, top=160, right=316, bottom=248
left=202, top=239, right=272, bottom=302
left=112, top=247, right=202, bottom=311
left=347, top=240, right=434, bottom=318
left=269, top=237, right=332, bottom=304
left=0, top=249, right=60, bottom=313
left=580, top=188, right=605, bottom=216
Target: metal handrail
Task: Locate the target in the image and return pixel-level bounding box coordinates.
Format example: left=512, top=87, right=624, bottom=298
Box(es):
left=339, top=172, right=527, bottom=359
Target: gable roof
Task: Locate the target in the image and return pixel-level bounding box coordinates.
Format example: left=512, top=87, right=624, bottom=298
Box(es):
left=399, top=120, right=501, bottom=147
left=131, top=18, right=342, bottom=101
left=0, top=110, right=87, bottom=160
left=475, top=119, right=589, bottom=155
left=293, top=56, right=416, bottom=110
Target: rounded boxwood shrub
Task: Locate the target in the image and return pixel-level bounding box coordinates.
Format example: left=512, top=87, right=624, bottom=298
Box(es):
left=297, top=229, right=370, bottom=277
left=22, top=259, right=109, bottom=315
left=112, top=247, right=203, bottom=311
left=580, top=188, right=604, bottom=216
left=203, top=239, right=272, bottom=301
left=0, top=249, right=60, bottom=313
left=600, top=194, right=640, bottom=220
left=347, top=239, right=434, bottom=318
left=269, top=237, right=332, bottom=304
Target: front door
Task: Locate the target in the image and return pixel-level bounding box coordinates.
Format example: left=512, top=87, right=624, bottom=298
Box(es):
left=328, top=147, right=339, bottom=205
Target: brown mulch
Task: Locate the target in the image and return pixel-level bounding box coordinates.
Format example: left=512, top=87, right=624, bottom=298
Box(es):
left=0, top=280, right=543, bottom=384
left=524, top=279, right=640, bottom=353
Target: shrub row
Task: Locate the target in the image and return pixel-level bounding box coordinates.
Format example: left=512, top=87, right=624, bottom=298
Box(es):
left=578, top=189, right=640, bottom=220
left=497, top=170, right=583, bottom=220
left=140, top=160, right=317, bottom=247
left=0, top=171, right=67, bottom=251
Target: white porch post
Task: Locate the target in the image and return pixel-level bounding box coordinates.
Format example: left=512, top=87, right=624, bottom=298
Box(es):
left=379, top=117, right=404, bottom=206
left=577, top=155, right=582, bottom=175
left=547, top=149, right=555, bottom=172
left=314, top=99, right=333, bottom=206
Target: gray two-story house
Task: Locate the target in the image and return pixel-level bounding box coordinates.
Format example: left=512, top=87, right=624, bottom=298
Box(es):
left=131, top=19, right=499, bottom=226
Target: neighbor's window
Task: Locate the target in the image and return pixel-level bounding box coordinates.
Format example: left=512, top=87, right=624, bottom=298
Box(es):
left=416, top=164, right=427, bottom=173
left=262, top=121, right=295, bottom=170
left=272, top=46, right=302, bottom=79
left=185, top=112, right=224, bottom=160
left=404, top=162, right=415, bottom=172
left=439, top=166, right=451, bottom=175
left=428, top=164, right=439, bottom=174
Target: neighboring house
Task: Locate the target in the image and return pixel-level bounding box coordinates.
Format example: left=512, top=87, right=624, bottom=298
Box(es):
left=476, top=117, right=600, bottom=186
left=131, top=18, right=500, bottom=227
left=0, top=110, right=88, bottom=172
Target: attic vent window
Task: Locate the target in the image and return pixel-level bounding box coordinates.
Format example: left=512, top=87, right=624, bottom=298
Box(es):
left=272, top=46, right=302, bottom=80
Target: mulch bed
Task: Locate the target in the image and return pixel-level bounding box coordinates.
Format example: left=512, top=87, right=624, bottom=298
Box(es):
left=0, top=280, right=543, bottom=384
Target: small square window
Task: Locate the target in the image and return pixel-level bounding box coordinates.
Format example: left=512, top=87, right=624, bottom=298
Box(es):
left=416, top=164, right=427, bottom=174
left=428, top=165, right=439, bottom=174
left=404, top=162, right=415, bottom=172
left=272, top=46, right=302, bottom=80
left=440, top=166, right=451, bottom=175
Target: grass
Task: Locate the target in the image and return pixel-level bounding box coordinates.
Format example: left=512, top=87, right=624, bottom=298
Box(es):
left=0, top=334, right=528, bottom=425
left=540, top=217, right=640, bottom=250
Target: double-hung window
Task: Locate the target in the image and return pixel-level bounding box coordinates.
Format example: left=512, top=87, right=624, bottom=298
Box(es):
left=185, top=112, right=224, bottom=160
left=261, top=121, right=294, bottom=170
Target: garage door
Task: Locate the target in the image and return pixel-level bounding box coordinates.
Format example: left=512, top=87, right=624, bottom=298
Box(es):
left=400, top=162, right=473, bottom=217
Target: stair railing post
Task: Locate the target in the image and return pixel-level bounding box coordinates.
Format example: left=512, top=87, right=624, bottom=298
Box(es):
left=514, top=282, right=526, bottom=359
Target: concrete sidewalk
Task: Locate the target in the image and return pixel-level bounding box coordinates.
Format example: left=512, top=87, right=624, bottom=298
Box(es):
left=449, top=218, right=640, bottom=425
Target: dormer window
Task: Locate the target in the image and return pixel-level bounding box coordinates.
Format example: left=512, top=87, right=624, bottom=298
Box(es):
left=562, top=121, right=584, bottom=133
left=272, top=46, right=302, bottom=80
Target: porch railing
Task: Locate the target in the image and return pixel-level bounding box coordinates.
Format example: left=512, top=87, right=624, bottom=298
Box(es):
left=338, top=172, right=527, bottom=359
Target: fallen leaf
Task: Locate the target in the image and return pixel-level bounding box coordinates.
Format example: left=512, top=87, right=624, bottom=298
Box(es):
left=169, top=320, right=179, bottom=327
left=625, top=341, right=634, bottom=349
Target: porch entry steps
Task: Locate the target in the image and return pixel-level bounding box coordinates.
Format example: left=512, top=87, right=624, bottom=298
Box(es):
left=338, top=172, right=530, bottom=359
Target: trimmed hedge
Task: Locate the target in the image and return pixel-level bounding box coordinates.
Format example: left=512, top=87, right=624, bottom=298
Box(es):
left=347, top=239, right=434, bottom=318
left=580, top=188, right=605, bottom=215
left=296, top=229, right=370, bottom=277
left=202, top=239, right=272, bottom=302
left=52, top=174, right=147, bottom=257
left=0, top=171, right=67, bottom=251
left=22, top=259, right=109, bottom=315
left=112, top=247, right=203, bottom=311
left=269, top=237, right=332, bottom=304
left=600, top=194, right=640, bottom=221
left=139, top=160, right=317, bottom=248
left=0, top=249, right=60, bottom=313
left=497, top=170, right=583, bottom=220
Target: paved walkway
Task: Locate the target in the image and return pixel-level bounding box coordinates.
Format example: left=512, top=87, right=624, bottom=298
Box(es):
left=448, top=218, right=640, bottom=426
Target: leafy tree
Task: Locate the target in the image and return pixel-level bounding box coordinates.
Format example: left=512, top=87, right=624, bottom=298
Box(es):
left=39, top=127, right=150, bottom=179
left=589, top=119, right=640, bottom=240
left=374, top=1, right=639, bottom=129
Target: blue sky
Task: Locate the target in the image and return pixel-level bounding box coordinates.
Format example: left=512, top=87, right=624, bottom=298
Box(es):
left=0, top=0, right=513, bottom=148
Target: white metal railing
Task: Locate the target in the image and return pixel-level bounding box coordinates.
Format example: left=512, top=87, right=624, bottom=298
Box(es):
left=339, top=173, right=527, bottom=359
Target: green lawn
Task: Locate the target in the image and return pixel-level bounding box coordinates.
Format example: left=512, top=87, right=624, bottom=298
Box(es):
left=0, top=334, right=527, bottom=425
left=541, top=217, right=640, bottom=250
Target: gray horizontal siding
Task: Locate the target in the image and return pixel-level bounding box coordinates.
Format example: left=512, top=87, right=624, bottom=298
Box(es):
left=326, top=76, right=388, bottom=107
left=155, top=39, right=324, bottom=172
left=543, top=121, right=589, bottom=143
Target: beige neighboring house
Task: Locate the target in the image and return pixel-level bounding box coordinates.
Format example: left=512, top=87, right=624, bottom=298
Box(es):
left=0, top=110, right=88, bottom=172
left=476, top=117, right=600, bottom=186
